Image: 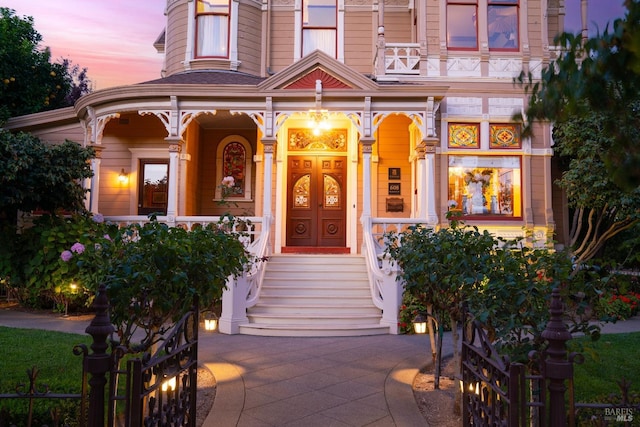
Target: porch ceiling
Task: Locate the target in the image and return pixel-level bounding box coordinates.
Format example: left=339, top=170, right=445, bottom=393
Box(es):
left=195, top=110, right=257, bottom=129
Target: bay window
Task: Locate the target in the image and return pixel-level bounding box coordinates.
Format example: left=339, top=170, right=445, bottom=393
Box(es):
left=196, top=0, right=230, bottom=58
left=446, top=0, right=519, bottom=51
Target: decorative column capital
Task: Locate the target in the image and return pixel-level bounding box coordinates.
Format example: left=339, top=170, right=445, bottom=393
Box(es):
left=261, top=137, right=277, bottom=153
left=359, top=137, right=375, bottom=153
left=89, top=144, right=104, bottom=158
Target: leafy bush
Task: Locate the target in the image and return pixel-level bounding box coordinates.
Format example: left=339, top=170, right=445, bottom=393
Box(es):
left=59, top=215, right=250, bottom=351
left=384, top=220, right=603, bottom=362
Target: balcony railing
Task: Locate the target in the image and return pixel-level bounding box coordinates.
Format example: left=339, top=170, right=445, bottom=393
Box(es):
left=384, top=43, right=421, bottom=75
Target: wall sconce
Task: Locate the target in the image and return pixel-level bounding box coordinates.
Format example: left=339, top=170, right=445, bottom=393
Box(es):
left=204, top=311, right=218, bottom=332
left=307, top=109, right=330, bottom=135
left=118, top=168, right=128, bottom=184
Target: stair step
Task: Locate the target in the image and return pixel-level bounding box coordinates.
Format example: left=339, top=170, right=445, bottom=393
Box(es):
left=244, top=254, right=385, bottom=337
left=238, top=323, right=390, bottom=337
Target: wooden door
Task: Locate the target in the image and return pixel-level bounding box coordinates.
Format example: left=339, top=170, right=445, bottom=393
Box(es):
left=286, top=156, right=346, bottom=247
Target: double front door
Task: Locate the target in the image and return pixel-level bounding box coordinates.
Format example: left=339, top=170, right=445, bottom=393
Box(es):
left=286, top=156, right=346, bottom=247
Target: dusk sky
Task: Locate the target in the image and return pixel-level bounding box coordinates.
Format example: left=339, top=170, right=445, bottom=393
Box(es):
left=1, top=1, right=628, bottom=90
left=1, top=0, right=166, bottom=90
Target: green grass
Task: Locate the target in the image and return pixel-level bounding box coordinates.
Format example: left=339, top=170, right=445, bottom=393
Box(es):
left=0, top=326, right=92, bottom=426
left=0, top=326, right=91, bottom=393
left=571, top=331, right=640, bottom=402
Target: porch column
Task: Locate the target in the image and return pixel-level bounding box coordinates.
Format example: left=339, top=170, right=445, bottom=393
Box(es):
left=166, top=139, right=182, bottom=226
left=88, top=145, right=103, bottom=214
left=261, top=137, right=276, bottom=219
left=415, top=143, right=427, bottom=219
left=360, top=137, right=375, bottom=218
left=425, top=138, right=438, bottom=225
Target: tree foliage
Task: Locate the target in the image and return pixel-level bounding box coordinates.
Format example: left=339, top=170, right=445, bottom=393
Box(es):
left=0, top=129, right=94, bottom=225
left=552, top=113, right=640, bottom=266
left=385, top=221, right=601, bottom=362
left=0, top=7, right=91, bottom=124
left=516, top=0, right=640, bottom=190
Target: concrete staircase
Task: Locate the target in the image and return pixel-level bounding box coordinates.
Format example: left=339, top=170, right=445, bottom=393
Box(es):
left=238, top=254, right=389, bottom=337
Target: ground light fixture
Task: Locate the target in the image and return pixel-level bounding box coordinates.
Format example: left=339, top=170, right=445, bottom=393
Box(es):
left=204, top=311, right=218, bottom=332
left=412, top=312, right=443, bottom=389
left=161, top=376, right=176, bottom=392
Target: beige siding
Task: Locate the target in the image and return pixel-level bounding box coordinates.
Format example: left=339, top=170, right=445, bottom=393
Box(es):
left=237, top=2, right=263, bottom=76
left=97, top=114, right=167, bottom=216
left=343, top=12, right=376, bottom=73
left=527, top=0, right=543, bottom=57
left=383, top=10, right=413, bottom=42
left=426, top=0, right=441, bottom=54
left=269, top=10, right=296, bottom=72
left=529, top=156, right=547, bottom=225
left=27, top=123, right=84, bottom=145
left=165, top=1, right=189, bottom=77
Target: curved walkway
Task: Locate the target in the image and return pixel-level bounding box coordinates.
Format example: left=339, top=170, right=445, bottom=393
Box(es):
left=2, top=308, right=639, bottom=427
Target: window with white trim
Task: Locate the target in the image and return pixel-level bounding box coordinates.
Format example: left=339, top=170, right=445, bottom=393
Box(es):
left=446, top=0, right=519, bottom=51
left=196, top=0, right=230, bottom=58
left=302, top=0, right=337, bottom=57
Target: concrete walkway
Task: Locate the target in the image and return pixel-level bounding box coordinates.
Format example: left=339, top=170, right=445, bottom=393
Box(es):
left=2, top=308, right=639, bottom=426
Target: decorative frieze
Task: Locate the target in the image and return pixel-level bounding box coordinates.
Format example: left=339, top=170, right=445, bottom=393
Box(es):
left=488, top=58, right=524, bottom=78
left=488, top=98, right=523, bottom=118
left=446, top=97, right=483, bottom=116
left=446, top=57, right=481, bottom=77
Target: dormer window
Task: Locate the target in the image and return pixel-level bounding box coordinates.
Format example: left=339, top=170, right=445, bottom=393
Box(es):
left=196, top=0, right=230, bottom=58
left=302, top=0, right=337, bottom=57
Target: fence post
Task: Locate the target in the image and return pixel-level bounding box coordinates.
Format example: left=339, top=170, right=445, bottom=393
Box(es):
left=541, top=287, right=573, bottom=427
left=85, top=284, right=115, bottom=427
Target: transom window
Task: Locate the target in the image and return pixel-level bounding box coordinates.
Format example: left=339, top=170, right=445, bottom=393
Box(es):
left=302, top=0, right=337, bottom=57
left=196, top=0, right=230, bottom=58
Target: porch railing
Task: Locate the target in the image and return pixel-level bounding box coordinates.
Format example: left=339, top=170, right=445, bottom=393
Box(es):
left=361, top=216, right=433, bottom=334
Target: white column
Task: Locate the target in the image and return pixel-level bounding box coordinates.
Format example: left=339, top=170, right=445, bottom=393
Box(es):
left=218, top=276, right=250, bottom=334
left=360, top=138, right=375, bottom=218
left=166, top=140, right=181, bottom=226
left=425, top=142, right=438, bottom=224
left=415, top=144, right=427, bottom=219
left=261, top=138, right=276, bottom=219
left=88, top=145, right=103, bottom=213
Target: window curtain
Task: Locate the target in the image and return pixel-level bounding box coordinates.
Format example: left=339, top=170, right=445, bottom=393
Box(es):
left=302, top=29, right=336, bottom=57
left=197, top=15, right=228, bottom=57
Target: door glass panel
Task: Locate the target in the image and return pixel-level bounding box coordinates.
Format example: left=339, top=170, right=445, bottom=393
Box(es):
left=139, top=161, right=169, bottom=215
left=323, top=174, right=340, bottom=208
left=293, top=174, right=311, bottom=208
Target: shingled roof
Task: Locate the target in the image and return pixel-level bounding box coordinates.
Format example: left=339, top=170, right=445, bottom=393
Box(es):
left=139, top=70, right=266, bottom=86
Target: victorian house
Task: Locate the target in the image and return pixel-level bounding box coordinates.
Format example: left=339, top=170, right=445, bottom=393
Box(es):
left=5, top=0, right=576, bottom=336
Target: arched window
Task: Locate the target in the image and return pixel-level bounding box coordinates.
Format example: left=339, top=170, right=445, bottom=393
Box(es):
left=215, top=136, right=253, bottom=200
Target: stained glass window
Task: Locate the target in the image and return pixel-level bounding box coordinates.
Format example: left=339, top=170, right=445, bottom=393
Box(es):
left=323, top=174, right=340, bottom=208
left=223, top=142, right=245, bottom=197
left=490, top=124, right=521, bottom=148
left=293, top=175, right=311, bottom=208
left=449, top=124, right=480, bottom=148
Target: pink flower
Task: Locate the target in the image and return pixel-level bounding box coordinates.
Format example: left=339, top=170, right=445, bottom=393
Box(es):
left=221, top=176, right=235, bottom=187
left=70, top=242, right=85, bottom=254
left=103, top=234, right=112, bottom=241
left=60, top=250, right=73, bottom=262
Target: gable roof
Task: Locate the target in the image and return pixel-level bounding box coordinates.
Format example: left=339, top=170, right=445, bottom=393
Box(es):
left=258, top=50, right=379, bottom=92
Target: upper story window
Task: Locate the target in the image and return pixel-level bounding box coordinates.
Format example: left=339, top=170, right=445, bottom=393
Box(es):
left=302, top=0, right=337, bottom=57
left=447, top=0, right=478, bottom=49
left=196, top=0, right=230, bottom=58
left=488, top=0, right=519, bottom=50
left=447, top=0, right=519, bottom=51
